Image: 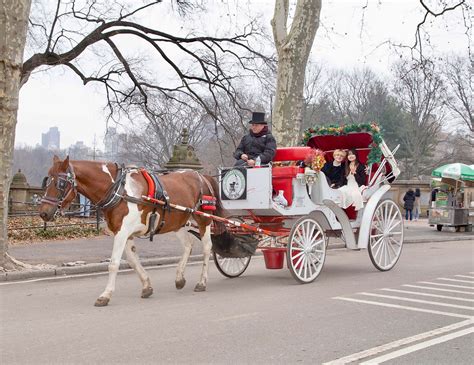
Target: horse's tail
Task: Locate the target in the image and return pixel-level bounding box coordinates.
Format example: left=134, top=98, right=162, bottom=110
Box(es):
left=204, top=175, right=228, bottom=234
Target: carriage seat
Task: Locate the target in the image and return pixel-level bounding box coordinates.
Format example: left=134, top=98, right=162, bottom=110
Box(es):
left=271, top=147, right=312, bottom=206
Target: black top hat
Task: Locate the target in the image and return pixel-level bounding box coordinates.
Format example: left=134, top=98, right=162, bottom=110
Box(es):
left=249, top=111, right=267, bottom=124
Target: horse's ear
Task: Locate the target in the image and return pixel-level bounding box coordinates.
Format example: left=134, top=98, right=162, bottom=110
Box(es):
left=61, top=155, right=70, bottom=170
left=53, top=155, right=60, bottom=163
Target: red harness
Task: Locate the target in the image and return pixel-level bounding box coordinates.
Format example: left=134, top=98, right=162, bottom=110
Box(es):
left=140, top=169, right=155, bottom=199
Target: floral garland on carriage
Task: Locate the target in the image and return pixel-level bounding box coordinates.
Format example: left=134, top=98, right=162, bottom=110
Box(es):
left=301, top=122, right=383, bottom=166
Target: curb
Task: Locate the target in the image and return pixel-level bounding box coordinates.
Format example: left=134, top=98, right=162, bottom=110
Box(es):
left=1, top=236, right=472, bottom=283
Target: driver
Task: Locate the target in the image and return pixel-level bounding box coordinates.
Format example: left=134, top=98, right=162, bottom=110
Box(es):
left=233, top=111, right=277, bottom=167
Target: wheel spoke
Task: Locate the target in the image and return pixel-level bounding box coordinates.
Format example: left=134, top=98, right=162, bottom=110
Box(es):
left=309, top=238, right=324, bottom=250
left=387, top=220, right=401, bottom=232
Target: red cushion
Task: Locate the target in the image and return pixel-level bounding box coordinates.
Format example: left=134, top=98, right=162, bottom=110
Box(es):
left=273, top=147, right=312, bottom=162
left=272, top=166, right=303, bottom=177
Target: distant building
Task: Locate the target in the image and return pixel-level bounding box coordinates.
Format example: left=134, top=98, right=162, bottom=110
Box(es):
left=41, top=127, right=60, bottom=150
left=104, top=127, right=127, bottom=160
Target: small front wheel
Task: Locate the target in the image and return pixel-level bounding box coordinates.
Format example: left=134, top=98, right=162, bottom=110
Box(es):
left=437, top=224, right=442, bottom=232
left=287, top=217, right=326, bottom=283
left=213, top=252, right=251, bottom=278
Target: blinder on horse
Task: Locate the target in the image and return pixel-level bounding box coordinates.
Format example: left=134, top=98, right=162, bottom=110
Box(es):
left=41, top=167, right=77, bottom=213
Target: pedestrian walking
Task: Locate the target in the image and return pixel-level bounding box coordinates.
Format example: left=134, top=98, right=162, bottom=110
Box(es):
left=413, top=188, right=421, bottom=221
left=403, top=188, right=416, bottom=221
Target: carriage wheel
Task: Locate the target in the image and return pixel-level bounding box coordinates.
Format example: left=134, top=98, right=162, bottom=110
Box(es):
left=213, top=252, right=251, bottom=278
left=368, top=199, right=404, bottom=271
left=287, top=217, right=326, bottom=284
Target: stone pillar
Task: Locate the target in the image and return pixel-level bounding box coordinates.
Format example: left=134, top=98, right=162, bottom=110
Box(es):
left=164, top=128, right=203, bottom=170
left=9, top=169, right=29, bottom=212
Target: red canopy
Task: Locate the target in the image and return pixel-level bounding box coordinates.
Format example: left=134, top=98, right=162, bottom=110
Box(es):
left=306, top=132, right=373, bottom=151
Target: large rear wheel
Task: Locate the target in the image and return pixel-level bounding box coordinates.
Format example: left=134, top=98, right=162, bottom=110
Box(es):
left=287, top=217, right=326, bottom=283
left=368, top=199, right=404, bottom=271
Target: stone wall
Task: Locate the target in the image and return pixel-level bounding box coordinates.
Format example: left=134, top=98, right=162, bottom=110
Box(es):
left=385, top=180, right=431, bottom=217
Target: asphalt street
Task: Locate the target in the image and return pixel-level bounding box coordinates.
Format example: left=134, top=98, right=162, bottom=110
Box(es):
left=1, top=239, right=473, bottom=364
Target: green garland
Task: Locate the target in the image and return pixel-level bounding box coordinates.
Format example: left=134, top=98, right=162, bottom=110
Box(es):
left=301, top=123, right=383, bottom=165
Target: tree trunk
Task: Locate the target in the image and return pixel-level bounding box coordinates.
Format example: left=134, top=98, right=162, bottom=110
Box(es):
left=0, top=0, right=32, bottom=269
left=271, top=0, right=321, bottom=146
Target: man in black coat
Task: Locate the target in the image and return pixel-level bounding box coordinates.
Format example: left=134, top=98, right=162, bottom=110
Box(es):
left=233, top=112, right=277, bottom=167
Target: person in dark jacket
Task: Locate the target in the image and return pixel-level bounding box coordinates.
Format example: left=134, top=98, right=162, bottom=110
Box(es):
left=403, top=188, right=416, bottom=221
left=321, top=149, right=347, bottom=188
left=233, top=112, right=277, bottom=167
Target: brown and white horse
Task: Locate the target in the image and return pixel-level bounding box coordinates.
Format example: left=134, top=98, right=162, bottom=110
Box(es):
left=39, top=156, right=224, bottom=307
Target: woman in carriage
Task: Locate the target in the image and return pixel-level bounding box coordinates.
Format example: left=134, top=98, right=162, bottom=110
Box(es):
left=338, top=148, right=367, bottom=211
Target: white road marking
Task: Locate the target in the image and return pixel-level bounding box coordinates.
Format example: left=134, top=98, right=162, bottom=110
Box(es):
left=455, top=275, right=474, bottom=279
left=437, top=277, right=474, bottom=284
left=403, top=284, right=474, bottom=295
left=359, top=326, right=474, bottom=365
left=359, top=292, right=474, bottom=311
left=333, top=297, right=472, bottom=318
left=419, top=281, right=474, bottom=290
left=380, top=288, right=474, bottom=302
left=322, top=319, right=474, bottom=365
left=0, top=261, right=205, bottom=286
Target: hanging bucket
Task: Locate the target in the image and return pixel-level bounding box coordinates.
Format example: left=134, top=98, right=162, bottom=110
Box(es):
left=262, top=248, right=286, bottom=269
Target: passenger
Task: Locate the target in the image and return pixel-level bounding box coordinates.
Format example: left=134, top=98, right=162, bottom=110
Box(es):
left=233, top=111, right=277, bottom=167
left=338, top=149, right=366, bottom=211
left=321, top=149, right=347, bottom=188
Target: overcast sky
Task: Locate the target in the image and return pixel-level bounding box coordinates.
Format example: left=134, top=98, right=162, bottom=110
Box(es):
left=16, top=0, right=470, bottom=150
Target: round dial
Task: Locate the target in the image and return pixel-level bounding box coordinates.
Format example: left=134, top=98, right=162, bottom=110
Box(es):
left=222, top=169, right=246, bottom=200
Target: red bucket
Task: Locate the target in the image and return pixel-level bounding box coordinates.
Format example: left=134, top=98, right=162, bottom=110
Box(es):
left=262, top=248, right=286, bottom=269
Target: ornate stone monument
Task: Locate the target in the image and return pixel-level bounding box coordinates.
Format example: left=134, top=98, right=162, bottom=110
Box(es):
left=164, top=128, right=203, bottom=170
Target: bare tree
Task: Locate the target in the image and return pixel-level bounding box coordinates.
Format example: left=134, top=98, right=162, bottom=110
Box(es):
left=271, top=0, right=322, bottom=146
left=122, top=94, right=211, bottom=169
left=443, top=55, right=473, bottom=135
left=23, top=1, right=269, bottom=121
left=393, top=60, right=446, bottom=179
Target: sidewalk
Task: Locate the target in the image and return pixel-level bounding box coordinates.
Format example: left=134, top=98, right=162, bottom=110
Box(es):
left=3, top=219, right=473, bottom=281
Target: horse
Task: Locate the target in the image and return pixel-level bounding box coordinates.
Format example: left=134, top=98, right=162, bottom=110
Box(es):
left=39, top=155, right=225, bottom=307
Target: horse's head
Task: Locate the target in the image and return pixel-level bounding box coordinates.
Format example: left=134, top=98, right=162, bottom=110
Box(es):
left=39, top=155, right=77, bottom=222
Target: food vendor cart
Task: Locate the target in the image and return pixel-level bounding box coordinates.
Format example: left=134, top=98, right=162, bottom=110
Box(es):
left=428, top=163, right=474, bottom=232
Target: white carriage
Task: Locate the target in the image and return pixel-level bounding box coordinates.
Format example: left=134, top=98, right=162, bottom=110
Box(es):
left=214, top=126, right=403, bottom=283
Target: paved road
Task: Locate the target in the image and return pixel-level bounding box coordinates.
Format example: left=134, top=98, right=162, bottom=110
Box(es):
left=1, top=239, right=473, bottom=364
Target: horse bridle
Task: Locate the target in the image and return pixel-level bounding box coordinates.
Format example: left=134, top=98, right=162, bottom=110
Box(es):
left=41, top=166, right=77, bottom=215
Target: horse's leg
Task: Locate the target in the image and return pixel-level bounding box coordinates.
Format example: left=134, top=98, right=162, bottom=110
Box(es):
left=175, top=227, right=195, bottom=290
left=194, top=224, right=212, bottom=292
left=94, top=230, right=129, bottom=307
left=125, top=239, right=153, bottom=299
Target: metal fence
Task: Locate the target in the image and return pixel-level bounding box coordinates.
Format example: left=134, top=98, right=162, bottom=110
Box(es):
left=8, top=198, right=103, bottom=232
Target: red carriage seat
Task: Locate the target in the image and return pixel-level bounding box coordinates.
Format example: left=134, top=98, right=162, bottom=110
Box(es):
left=271, top=147, right=312, bottom=205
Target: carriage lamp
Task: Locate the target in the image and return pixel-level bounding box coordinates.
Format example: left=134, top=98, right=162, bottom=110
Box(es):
left=304, top=168, right=317, bottom=186
left=296, top=173, right=306, bottom=185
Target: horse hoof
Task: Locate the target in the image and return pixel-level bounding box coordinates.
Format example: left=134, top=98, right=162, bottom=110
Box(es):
left=175, top=278, right=186, bottom=290
left=94, top=297, right=110, bottom=307
left=141, top=287, right=153, bottom=298
left=194, top=283, right=206, bottom=292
